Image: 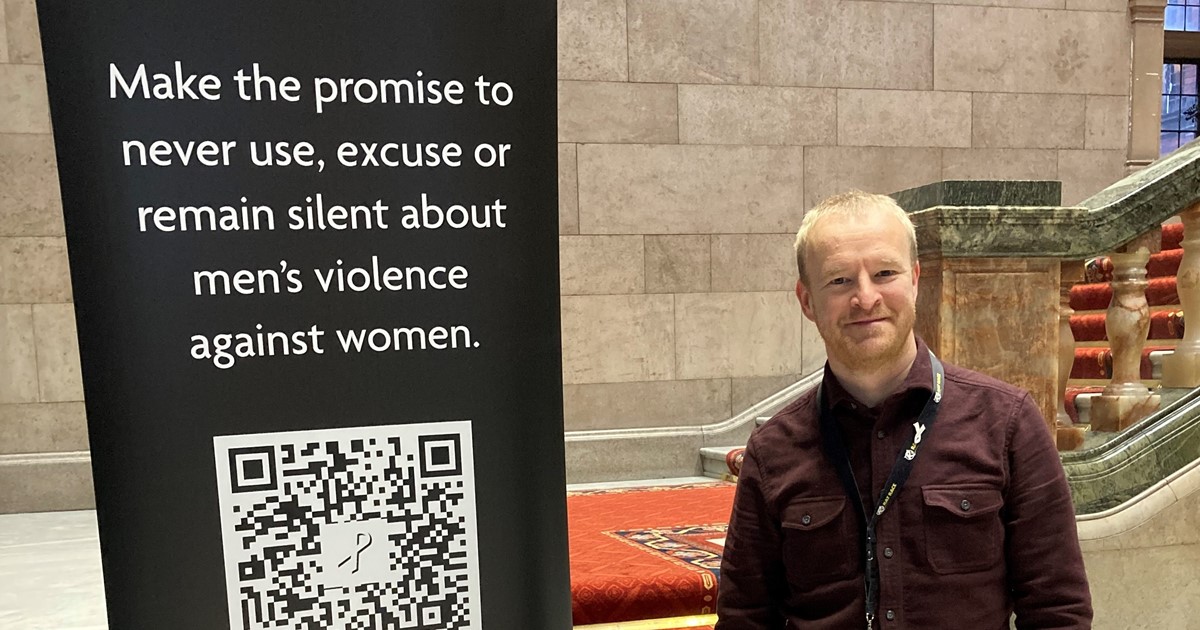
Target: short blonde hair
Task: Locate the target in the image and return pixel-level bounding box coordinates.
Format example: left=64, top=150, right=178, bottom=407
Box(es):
left=794, top=190, right=918, bottom=283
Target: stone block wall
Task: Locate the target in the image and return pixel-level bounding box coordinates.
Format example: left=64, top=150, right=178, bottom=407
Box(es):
left=0, top=0, right=96, bottom=512
left=0, top=0, right=89, bottom=464
left=0, top=2, right=1133, bottom=480
left=556, top=0, right=1132, bottom=431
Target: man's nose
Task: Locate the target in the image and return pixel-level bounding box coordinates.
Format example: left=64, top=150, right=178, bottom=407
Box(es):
left=850, top=277, right=881, bottom=310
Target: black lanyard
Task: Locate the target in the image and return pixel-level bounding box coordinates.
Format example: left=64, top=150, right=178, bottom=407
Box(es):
left=817, top=351, right=944, bottom=630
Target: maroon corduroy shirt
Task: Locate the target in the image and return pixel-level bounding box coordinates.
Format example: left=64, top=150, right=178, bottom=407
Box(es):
left=716, top=338, right=1092, bottom=629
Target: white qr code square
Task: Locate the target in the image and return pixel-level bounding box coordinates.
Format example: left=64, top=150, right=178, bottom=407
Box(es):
left=213, top=421, right=481, bottom=630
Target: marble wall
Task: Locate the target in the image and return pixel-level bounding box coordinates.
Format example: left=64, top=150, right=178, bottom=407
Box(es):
left=0, top=2, right=1133, bottom=465
left=1079, top=461, right=1200, bottom=629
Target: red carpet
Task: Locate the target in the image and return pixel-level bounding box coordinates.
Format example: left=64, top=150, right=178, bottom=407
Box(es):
left=1069, top=276, right=1180, bottom=311
left=1069, top=345, right=1172, bottom=380
left=1064, top=386, right=1105, bottom=424
left=1069, top=224, right=1185, bottom=312
left=1163, top=222, right=1185, bottom=250
left=1070, top=310, right=1184, bottom=342
left=569, top=482, right=736, bottom=625
left=1082, top=248, right=1182, bottom=284
left=1065, top=222, right=1185, bottom=414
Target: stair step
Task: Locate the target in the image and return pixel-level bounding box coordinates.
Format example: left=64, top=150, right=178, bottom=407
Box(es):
left=1071, top=346, right=1174, bottom=381
left=1084, top=248, right=1183, bottom=284
left=700, top=446, right=742, bottom=480
left=1064, top=383, right=1108, bottom=425
left=1068, top=385, right=1192, bottom=431
left=1069, top=378, right=1161, bottom=388
left=0, top=451, right=95, bottom=514
left=1074, top=304, right=1183, bottom=317
left=1163, top=221, right=1185, bottom=250
left=1073, top=392, right=1100, bottom=425
left=1068, top=348, right=1173, bottom=379
left=1070, top=276, right=1179, bottom=311
left=1075, top=339, right=1180, bottom=349
left=1071, top=311, right=1184, bottom=344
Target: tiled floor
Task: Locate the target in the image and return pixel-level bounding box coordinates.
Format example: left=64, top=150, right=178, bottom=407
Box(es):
left=0, top=477, right=713, bottom=629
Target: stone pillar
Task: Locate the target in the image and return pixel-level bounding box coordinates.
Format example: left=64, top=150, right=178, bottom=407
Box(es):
left=1127, top=0, right=1168, bottom=172
left=1162, top=203, right=1200, bottom=386
left=1089, top=246, right=1161, bottom=432
left=915, top=257, right=1061, bottom=428
left=1057, top=261, right=1086, bottom=450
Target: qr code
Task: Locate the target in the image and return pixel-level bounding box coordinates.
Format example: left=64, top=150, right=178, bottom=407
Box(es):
left=213, top=421, right=480, bottom=630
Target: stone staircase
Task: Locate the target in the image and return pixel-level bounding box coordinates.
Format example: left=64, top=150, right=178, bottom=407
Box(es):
left=699, top=147, right=1200, bottom=491
left=700, top=234, right=1200, bottom=484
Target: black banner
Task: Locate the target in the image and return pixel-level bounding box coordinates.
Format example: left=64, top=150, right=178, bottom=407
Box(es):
left=34, top=2, right=569, bottom=628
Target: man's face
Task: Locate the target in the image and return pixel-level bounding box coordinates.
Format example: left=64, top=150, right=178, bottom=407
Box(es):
left=796, top=209, right=919, bottom=373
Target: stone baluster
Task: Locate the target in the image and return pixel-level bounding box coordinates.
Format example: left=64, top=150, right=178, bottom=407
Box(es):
left=1056, top=260, right=1086, bottom=450
left=1163, top=204, right=1200, bottom=387
left=1090, top=230, right=1161, bottom=432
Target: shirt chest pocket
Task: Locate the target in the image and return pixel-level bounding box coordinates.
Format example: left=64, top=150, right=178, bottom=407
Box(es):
left=780, top=496, right=859, bottom=590
left=921, top=484, right=1004, bottom=575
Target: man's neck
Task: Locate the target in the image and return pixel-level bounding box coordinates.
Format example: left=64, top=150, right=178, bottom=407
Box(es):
left=828, top=338, right=919, bottom=409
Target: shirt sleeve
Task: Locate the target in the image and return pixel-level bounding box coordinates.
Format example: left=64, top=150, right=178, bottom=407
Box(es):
left=715, top=437, right=788, bottom=630
left=1004, top=392, right=1093, bottom=629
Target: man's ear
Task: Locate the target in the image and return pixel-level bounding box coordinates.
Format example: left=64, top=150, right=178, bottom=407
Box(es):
left=912, top=260, right=921, bottom=297
left=796, top=279, right=816, bottom=322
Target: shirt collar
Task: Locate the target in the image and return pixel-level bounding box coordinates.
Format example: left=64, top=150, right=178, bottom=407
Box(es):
left=822, top=336, right=934, bottom=412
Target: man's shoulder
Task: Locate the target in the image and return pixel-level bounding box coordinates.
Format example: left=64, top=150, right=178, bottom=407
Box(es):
left=747, top=387, right=820, bottom=456
left=942, top=360, right=1030, bottom=405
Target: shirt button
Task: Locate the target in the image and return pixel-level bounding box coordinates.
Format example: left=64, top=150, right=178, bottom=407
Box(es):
left=960, top=499, right=972, bottom=511
left=886, top=610, right=895, bottom=621
left=883, top=547, right=894, bottom=558
left=801, top=514, right=812, bottom=525
left=876, top=430, right=886, bottom=440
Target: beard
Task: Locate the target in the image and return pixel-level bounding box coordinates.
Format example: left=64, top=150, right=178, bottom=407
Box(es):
left=817, top=304, right=917, bottom=373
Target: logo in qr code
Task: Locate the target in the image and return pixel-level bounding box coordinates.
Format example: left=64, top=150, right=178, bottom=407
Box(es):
left=214, top=421, right=480, bottom=630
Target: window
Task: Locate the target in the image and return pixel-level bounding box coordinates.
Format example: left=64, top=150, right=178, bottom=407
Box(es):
left=1167, top=0, right=1200, bottom=32
left=1162, top=61, right=1199, bottom=154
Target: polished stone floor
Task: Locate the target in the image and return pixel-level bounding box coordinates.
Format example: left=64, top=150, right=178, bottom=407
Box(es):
left=0, top=510, right=108, bottom=630
left=0, top=477, right=713, bottom=629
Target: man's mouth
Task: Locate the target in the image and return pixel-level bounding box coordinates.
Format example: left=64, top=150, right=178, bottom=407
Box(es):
left=846, top=316, right=888, bottom=326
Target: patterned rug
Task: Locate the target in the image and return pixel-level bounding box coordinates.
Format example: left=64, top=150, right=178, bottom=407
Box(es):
left=569, top=482, right=736, bottom=625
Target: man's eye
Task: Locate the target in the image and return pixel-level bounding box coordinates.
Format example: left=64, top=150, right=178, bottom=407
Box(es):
left=829, top=277, right=848, bottom=286
left=877, top=270, right=898, bottom=278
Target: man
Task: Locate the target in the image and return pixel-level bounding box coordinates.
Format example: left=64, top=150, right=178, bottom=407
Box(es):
left=716, top=191, right=1091, bottom=629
